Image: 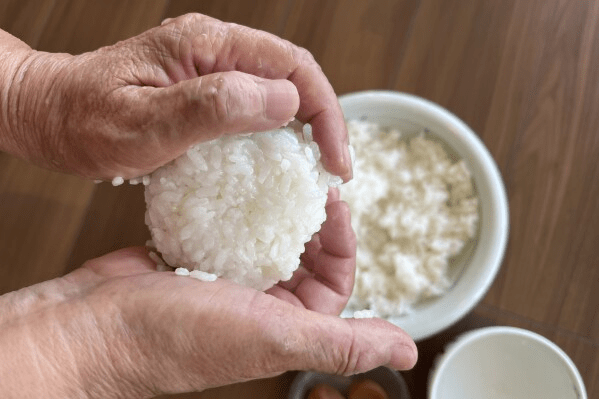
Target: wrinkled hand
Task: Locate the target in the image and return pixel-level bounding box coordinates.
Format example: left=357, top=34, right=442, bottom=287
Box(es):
left=0, top=197, right=416, bottom=399
left=0, top=13, right=351, bottom=181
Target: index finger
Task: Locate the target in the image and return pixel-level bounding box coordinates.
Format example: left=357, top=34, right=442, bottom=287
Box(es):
left=160, top=14, right=352, bottom=181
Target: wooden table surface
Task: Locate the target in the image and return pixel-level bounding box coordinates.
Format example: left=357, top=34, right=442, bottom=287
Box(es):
left=1, top=1, right=598, bottom=398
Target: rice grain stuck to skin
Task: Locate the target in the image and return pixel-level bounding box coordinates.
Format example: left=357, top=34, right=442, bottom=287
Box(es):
left=145, top=124, right=342, bottom=291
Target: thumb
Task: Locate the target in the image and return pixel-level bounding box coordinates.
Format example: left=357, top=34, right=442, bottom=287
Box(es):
left=281, top=312, right=418, bottom=375
left=176, top=290, right=417, bottom=390
left=247, top=298, right=418, bottom=376
left=145, top=71, right=299, bottom=144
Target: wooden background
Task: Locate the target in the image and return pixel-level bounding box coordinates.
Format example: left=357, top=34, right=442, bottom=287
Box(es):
left=1, top=0, right=598, bottom=398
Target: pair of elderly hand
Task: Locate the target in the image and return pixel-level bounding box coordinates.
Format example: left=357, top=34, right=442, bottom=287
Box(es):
left=0, top=13, right=416, bottom=398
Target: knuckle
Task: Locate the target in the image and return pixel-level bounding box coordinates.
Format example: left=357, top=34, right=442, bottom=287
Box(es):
left=201, top=75, right=231, bottom=126
left=154, top=13, right=212, bottom=50
left=248, top=299, right=302, bottom=373
left=172, top=12, right=207, bottom=27
left=197, top=72, right=262, bottom=128
left=336, top=323, right=356, bottom=375
left=163, top=13, right=223, bottom=40
left=266, top=315, right=353, bottom=375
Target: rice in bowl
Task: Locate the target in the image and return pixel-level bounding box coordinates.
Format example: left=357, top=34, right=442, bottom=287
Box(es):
left=341, top=120, right=479, bottom=317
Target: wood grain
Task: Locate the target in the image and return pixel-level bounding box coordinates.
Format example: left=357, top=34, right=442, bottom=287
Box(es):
left=481, top=0, right=599, bottom=336
left=0, top=156, right=93, bottom=293
left=163, top=0, right=291, bottom=36
left=0, top=0, right=56, bottom=47
left=394, top=0, right=517, bottom=144
left=282, top=0, right=421, bottom=94
left=1, top=0, right=598, bottom=398
left=36, top=0, right=168, bottom=53
left=63, top=183, right=150, bottom=274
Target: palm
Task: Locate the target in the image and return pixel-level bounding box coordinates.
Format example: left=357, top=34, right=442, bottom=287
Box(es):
left=57, top=249, right=315, bottom=394
left=64, top=191, right=355, bottom=392
left=0, top=194, right=415, bottom=398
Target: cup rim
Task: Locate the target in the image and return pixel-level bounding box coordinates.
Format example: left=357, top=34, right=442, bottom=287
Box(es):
left=428, top=326, right=587, bottom=399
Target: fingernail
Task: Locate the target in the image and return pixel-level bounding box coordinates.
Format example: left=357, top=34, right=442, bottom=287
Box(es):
left=342, top=144, right=353, bottom=181
left=261, top=80, right=299, bottom=122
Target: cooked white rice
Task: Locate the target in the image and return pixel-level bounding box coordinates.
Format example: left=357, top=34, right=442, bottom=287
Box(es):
left=144, top=123, right=342, bottom=290
left=174, top=267, right=190, bottom=276
left=341, top=120, right=479, bottom=317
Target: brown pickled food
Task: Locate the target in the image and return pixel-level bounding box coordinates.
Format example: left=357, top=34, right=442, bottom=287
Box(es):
left=348, top=379, right=389, bottom=399
left=308, top=384, right=345, bottom=399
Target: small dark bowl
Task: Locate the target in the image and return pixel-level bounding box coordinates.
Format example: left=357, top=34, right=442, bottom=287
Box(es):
left=288, top=366, right=410, bottom=399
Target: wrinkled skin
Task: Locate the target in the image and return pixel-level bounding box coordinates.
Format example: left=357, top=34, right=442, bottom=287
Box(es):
left=0, top=194, right=416, bottom=398
left=0, top=13, right=417, bottom=399
left=0, top=13, right=351, bottom=181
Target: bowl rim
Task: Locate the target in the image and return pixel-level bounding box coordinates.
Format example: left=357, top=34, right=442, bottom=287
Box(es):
left=338, top=90, right=510, bottom=341
left=428, top=326, right=587, bottom=399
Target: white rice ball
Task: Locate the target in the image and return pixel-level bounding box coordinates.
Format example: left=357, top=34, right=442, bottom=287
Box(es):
left=145, top=124, right=342, bottom=290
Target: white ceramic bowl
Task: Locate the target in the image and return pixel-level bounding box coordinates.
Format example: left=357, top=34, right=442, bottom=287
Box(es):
left=338, top=91, right=509, bottom=341
left=428, top=327, right=587, bottom=399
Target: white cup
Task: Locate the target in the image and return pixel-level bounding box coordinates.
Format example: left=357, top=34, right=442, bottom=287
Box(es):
left=428, top=326, right=587, bottom=399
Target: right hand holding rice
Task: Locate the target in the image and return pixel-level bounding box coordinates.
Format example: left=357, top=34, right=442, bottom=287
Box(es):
left=0, top=13, right=351, bottom=182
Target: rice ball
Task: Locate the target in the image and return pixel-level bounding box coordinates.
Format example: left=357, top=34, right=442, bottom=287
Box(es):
left=144, top=123, right=342, bottom=290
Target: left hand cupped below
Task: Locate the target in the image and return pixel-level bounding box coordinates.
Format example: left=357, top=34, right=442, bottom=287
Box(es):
left=0, top=246, right=416, bottom=399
